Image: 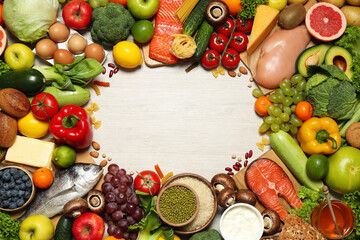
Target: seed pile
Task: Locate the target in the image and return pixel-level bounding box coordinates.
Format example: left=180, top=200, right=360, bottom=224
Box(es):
left=159, top=185, right=197, bottom=224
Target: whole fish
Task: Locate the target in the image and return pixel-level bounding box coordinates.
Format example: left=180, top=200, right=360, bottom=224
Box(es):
left=19, top=163, right=103, bottom=221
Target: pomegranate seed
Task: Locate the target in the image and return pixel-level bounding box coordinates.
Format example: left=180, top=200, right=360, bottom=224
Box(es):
left=235, top=162, right=242, bottom=168
left=244, top=160, right=248, bottom=167
left=114, top=67, right=119, bottom=73
left=102, top=67, right=106, bottom=74
left=233, top=164, right=240, bottom=171
left=249, top=150, right=253, bottom=158
left=245, top=152, right=249, bottom=159
left=225, top=167, right=232, bottom=172
left=108, top=63, right=115, bottom=68
left=227, top=171, right=234, bottom=176
left=109, top=70, right=114, bottom=78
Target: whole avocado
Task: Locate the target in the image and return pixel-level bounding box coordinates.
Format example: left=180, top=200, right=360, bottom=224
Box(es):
left=189, top=229, right=222, bottom=240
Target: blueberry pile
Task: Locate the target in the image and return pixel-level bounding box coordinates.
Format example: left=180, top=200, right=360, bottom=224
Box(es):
left=0, top=167, right=33, bottom=209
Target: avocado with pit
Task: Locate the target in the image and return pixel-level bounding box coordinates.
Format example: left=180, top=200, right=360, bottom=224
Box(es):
left=324, top=45, right=353, bottom=79
left=296, top=44, right=331, bottom=77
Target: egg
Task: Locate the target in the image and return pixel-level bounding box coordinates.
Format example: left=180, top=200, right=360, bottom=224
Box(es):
left=53, top=49, right=74, bottom=66
left=35, top=39, right=58, bottom=60
left=84, top=43, right=105, bottom=63
left=67, top=34, right=87, bottom=54
left=49, top=22, right=70, bottom=43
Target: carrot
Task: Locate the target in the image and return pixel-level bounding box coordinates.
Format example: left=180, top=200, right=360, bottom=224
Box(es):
left=154, top=164, right=164, bottom=179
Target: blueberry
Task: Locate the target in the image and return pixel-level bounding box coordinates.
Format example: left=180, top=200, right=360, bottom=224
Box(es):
left=18, top=170, right=25, bottom=177
left=15, top=178, right=22, bottom=184
left=8, top=202, right=17, bottom=209
left=12, top=196, right=18, bottom=202
left=16, top=198, right=25, bottom=207
left=2, top=200, right=9, bottom=208
left=8, top=181, right=15, bottom=189
left=11, top=189, right=19, bottom=197
left=22, top=174, right=30, bottom=182
left=18, top=190, right=25, bottom=197
left=2, top=171, right=11, bottom=181
left=6, top=190, right=12, bottom=198
left=24, top=191, right=31, bottom=200
left=13, top=173, right=20, bottom=180
left=25, top=180, right=32, bottom=188
left=0, top=188, right=5, bottom=195
left=0, top=180, right=2, bottom=187
left=9, top=168, right=17, bottom=175
left=3, top=182, right=9, bottom=190
left=15, top=185, right=20, bottom=190
left=20, top=183, right=26, bottom=190
left=0, top=171, right=3, bottom=178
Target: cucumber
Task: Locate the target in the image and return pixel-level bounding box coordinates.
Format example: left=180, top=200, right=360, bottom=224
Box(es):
left=270, top=130, right=324, bottom=191
left=193, top=20, right=214, bottom=61
left=54, top=215, right=74, bottom=240
left=29, top=85, right=90, bottom=108
left=183, top=0, right=212, bottom=36
left=0, top=69, right=46, bottom=96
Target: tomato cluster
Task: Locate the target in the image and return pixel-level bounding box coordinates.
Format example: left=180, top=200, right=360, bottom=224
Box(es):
left=201, top=18, right=253, bottom=70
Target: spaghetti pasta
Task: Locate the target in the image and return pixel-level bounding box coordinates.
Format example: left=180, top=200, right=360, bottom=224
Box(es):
left=175, top=0, right=200, bottom=23
left=170, top=34, right=197, bottom=59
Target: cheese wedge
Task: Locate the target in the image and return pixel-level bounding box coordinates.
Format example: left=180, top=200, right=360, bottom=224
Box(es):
left=247, top=5, right=279, bottom=55
left=5, top=136, right=55, bottom=170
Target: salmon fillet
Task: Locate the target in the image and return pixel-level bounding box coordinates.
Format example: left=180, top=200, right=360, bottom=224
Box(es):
left=149, top=0, right=185, bottom=64
left=245, top=158, right=303, bottom=221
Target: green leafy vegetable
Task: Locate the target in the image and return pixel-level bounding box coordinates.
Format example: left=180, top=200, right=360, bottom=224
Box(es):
left=0, top=61, right=11, bottom=75
left=237, top=0, right=268, bottom=20
left=342, top=190, right=360, bottom=240
left=0, top=210, right=20, bottom=240
left=288, top=186, right=325, bottom=223
left=189, top=229, right=222, bottom=240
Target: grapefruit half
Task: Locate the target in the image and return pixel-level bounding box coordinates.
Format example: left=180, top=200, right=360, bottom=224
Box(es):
left=305, top=2, right=347, bottom=42
left=0, top=25, right=6, bottom=56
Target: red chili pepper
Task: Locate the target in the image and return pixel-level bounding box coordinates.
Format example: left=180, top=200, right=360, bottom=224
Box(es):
left=49, top=105, right=93, bottom=149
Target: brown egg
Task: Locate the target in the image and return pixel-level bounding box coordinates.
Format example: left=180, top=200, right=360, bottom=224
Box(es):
left=53, top=49, right=74, bottom=66
left=84, top=43, right=105, bottom=63
left=67, top=34, right=88, bottom=54
left=49, top=22, right=70, bottom=43
left=35, top=39, right=58, bottom=60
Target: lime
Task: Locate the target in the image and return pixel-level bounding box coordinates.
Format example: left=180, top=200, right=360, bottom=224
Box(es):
left=52, top=145, right=76, bottom=168
left=306, top=154, right=329, bottom=180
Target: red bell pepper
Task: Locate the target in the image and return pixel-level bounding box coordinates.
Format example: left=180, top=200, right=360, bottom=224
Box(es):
left=49, top=105, right=93, bottom=149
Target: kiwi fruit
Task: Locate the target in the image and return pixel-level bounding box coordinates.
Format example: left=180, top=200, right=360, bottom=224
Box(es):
left=279, top=3, right=306, bottom=29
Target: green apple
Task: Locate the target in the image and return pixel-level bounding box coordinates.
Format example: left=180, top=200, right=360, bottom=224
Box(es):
left=127, top=0, right=159, bottom=20
left=19, top=215, right=54, bottom=240
left=4, top=43, right=35, bottom=70
left=324, top=146, right=360, bottom=194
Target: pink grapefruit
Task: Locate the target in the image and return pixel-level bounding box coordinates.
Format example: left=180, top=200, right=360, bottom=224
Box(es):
left=0, top=25, right=6, bottom=56
left=305, top=2, right=347, bottom=42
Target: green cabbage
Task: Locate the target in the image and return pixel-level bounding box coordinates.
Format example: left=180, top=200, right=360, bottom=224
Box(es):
left=3, top=0, right=59, bottom=43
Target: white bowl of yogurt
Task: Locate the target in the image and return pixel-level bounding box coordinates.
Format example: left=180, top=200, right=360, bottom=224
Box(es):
left=220, top=203, right=264, bottom=240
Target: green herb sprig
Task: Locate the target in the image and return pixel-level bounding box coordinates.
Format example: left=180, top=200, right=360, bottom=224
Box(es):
left=0, top=210, right=20, bottom=240
left=237, top=0, right=268, bottom=20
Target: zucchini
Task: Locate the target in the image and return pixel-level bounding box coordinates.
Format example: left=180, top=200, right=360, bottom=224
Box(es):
left=0, top=69, right=45, bottom=96
left=183, top=0, right=212, bottom=36
left=54, top=215, right=74, bottom=240
left=193, top=20, right=214, bottom=61
left=270, top=130, right=324, bottom=191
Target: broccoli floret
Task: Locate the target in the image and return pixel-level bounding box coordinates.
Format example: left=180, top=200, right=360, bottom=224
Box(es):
left=335, top=25, right=360, bottom=92
left=90, top=2, right=135, bottom=47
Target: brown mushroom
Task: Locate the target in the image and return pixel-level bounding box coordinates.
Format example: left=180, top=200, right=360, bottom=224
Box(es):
left=262, top=209, right=281, bottom=235
left=87, top=190, right=106, bottom=214
left=63, top=198, right=88, bottom=218
left=217, top=187, right=236, bottom=208
left=236, top=189, right=257, bottom=206
left=211, top=173, right=237, bottom=194
left=205, top=0, right=230, bottom=26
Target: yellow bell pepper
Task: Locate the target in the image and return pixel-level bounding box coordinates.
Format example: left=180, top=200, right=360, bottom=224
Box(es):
left=297, top=117, right=341, bottom=155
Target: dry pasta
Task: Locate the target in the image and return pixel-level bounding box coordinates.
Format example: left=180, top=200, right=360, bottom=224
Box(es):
left=170, top=34, right=197, bottom=59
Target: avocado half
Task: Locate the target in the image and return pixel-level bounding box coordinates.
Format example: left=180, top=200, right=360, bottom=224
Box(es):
left=296, top=44, right=331, bottom=77
left=324, top=46, right=353, bottom=79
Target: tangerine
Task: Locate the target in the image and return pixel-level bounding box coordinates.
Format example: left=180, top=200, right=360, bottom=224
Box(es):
left=33, top=167, right=54, bottom=189
left=109, top=0, right=127, bottom=7
left=221, top=0, right=242, bottom=15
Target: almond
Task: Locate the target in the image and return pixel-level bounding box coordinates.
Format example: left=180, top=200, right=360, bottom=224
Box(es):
left=92, top=141, right=100, bottom=150
left=0, top=88, right=30, bottom=118
left=228, top=70, right=236, bottom=77
left=90, top=151, right=99, bottom=158
left=239, top=66, right=248, bottom=75
left=99, top=160, right=107, bottom=167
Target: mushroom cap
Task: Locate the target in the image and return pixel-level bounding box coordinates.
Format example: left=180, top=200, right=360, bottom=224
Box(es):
left=262, top=209, right=281, bottom=235
left=217, top=187, right=236, bottom=208
left=87, top=190, right=106, bottom=214
left=235, top=189, right=257, bottom=206
left=63, top=198, right=88, bottom=218
left=205, top=0, right=230, bottom=26
left=211, top=173, right=237, bottom=194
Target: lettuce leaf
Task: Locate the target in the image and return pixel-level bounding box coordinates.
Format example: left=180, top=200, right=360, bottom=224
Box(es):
left=342, top=191, right=360, bottom=239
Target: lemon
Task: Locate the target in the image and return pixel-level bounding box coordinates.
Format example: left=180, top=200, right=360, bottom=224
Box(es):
left=113, top=41, right=143, bottom=68
left=52, top=145, right=77, bottom=168
left=306, top=154, right=329, bottom=180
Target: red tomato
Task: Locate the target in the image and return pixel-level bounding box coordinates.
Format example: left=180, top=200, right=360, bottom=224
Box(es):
left=201, top=50, right=220, bottom=69
left=209, top=33, right=229, bottom=53
left=134, top=170, right=161, bottom=195
left=235, top=18, right=254, bottom=33
left=229, top=32, right=248, bottom=53
left=216, top=18, right=235, bottom=37
left=221, top=48, right=240, bottom=69
left=31, top=93, right=59, bottom=120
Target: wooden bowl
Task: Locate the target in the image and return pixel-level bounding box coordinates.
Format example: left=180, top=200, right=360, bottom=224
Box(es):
left=156, top=183, right=199, bottom=227
left=0, top=165, right=36, bottom=213
left=162, top=173, right=218, bottom=235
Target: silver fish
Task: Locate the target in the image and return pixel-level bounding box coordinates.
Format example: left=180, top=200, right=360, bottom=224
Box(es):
left=19, top=163, right=103, bottom=221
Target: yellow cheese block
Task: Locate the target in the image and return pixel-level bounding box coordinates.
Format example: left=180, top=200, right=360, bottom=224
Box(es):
left=247, top=5, right=279, bottom=55
left=5, top=136, right=55, bottom=170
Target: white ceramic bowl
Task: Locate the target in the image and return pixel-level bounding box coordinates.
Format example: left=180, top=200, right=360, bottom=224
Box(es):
left=220, top=203, right=264, bottom=240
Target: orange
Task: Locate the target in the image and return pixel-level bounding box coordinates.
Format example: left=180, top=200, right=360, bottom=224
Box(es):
left=221, top=0, right=242, bottom=15
left=255, top=96, right=272, bottom=116
left=109, top=0, right=127, bottom=7
left=295, top=101, right=313, bottom=121
left=33, top=167, right=54, bottom=189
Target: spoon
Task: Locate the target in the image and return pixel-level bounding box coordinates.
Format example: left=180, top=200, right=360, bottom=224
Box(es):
left=322, top=185, right=344, bottom=237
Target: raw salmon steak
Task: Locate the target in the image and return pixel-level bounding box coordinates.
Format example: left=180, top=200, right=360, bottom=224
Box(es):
left=149, top=0, right=185, bottom=64
left=245, top=158, right=303, bottom=221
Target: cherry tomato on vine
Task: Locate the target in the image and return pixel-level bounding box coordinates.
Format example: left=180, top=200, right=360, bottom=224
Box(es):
left=31, top=92, right=59, bottom=120
left=134, top=170, right=161, bottom=195
left=295, top=101, right=313, bottom=121
left=221, top=48, right=240, bottom=69
left=201, top=49, right=220, bottom=69
left=216, top=17, right=235, bottom=37
left=255, top=96, right=273, bottom=116
left=229, top=32, right=248, bottom=53
left=209, top=33, right=229, bottom=53
left=235, top=18, right=254, bottom=33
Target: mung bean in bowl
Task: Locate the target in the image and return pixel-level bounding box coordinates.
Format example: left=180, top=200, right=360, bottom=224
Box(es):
left=156, top=183, right=199, bottom=227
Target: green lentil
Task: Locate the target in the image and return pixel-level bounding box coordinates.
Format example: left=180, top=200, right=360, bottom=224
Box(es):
left=159, top=185, right=197, bottom=224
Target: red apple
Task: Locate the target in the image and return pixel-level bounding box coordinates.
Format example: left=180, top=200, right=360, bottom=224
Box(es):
left=62, top=0, right=92, bottom=30
left=72, top=212, right=105, bottom=240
